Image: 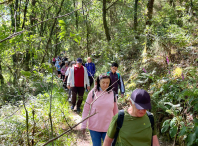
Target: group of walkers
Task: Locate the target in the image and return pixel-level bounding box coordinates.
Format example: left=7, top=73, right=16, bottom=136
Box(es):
left=52, top=56, right=160, bottom=146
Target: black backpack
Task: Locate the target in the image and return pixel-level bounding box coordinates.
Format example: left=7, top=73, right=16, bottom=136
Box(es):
left=111, top=110, right=154, bottom=146
left=92, top=90, right=116, bottom=102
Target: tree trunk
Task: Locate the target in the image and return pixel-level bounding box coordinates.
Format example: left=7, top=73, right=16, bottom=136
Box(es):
left=103, top=0, right=111, bottom=41
left=10, top=3, right=15, bottom=32
left=41, top=0, right=65, bottom=64
left=134, top=0, right=138, bottom=32
left=0, top=58, right=4, bottom=85
left=12, top=53, right=18, bottom=85
left=146, top=0, right=154, bottom=26
left=10, top=1, right=19, bottom=84
left=145, top=0, right=154, bottom=53
left=15, top=0, right=19, bottom=28
left=30, top=0, right=36, bottom=29
left=22, top=0, right=29, bottom=29
left=24, top=0, right=36, bottom=71
left=73, top=0, right=78, bottom=31
left=86, top=14, right=90, bottom=56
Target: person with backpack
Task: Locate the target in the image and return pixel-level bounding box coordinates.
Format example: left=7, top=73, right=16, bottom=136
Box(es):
left=85, top=57, right=96, bottom=87
left=81, top=73, right=118, bottom=146
left=56, top=62, right=61, bottom=78
left=103, top=89, right=160, bottom=146
left=107, top=62, right=125, bottom=99
left=61, top=61, right=68, bottom=80
left=67, top=58, right=90, bottom=113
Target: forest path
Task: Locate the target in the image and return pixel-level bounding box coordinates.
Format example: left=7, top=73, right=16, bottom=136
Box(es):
left=70, top=111, right=92, bottom=146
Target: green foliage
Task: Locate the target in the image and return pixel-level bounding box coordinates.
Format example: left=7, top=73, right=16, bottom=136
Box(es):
left=0, top=72, right=76, bottom=145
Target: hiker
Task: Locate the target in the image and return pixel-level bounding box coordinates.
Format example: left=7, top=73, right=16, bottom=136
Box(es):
left=81, top=73, right=118, bottom=146
left=52, top=57, right=56, bottom=65
left=85, top=57, right=96, bottom=88
left=103, top=89, right=160, bottom=146
left=107, top=62, right=125, bottom=98
left=61, top=61, right=68, bottom=80
left=56, top=62, right=61, bottom=78
left=64, top=61, right=76, bottom=95
left=67, top=58, right=90, bottom=112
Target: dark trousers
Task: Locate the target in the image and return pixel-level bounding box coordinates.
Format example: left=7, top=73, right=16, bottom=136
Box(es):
left=71, top=87, right=85, bottom=108
left=63, top=76, right=67, bottom=88
left=89, top=76, right=94, bottom=87
left=61, top=75, right=65, bottom=80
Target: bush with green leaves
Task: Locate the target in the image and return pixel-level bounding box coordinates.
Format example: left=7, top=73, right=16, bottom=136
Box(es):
left=0, top=71, right=76, bottom=145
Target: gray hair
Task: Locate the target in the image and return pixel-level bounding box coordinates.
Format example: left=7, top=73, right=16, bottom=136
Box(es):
left=130, top=98, right=135, bottom=105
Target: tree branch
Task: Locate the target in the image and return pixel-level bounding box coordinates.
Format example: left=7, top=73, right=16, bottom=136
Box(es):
left=106, top=0, right=119, bottom=11
left=42, top=112, right=97, bottom=146
left=0, top=7, right=82, bottom=43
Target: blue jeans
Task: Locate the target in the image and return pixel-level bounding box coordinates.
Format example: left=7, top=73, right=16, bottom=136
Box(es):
left=89, top=130, right=107, bottom=146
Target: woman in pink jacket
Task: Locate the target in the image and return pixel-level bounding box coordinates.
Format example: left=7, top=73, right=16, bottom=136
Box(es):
left=81, top=73, right=118, bottom=146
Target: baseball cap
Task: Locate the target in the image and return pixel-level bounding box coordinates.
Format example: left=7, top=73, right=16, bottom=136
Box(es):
left=77, top=58, right=83, bottom=63
left=130, top=89, right=151, bottom=110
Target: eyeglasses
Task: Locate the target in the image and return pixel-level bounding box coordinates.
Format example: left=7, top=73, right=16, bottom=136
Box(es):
left=99, top=73, right=110, bottom=80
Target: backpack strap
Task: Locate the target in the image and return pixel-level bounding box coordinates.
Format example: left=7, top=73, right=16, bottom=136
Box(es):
left=146, top=111, right=154, bottom=131
left=146, top=111, right=154, bottom=146
left=113, top=91, right=116, bottom=102
left=111, top=110, right=125, bottom=146
left=92, top=90, right=95, bottom=100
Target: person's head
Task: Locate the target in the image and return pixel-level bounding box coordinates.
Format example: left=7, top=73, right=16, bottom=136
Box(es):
left=96, top=73, right=112, bottom=92
left=130, top=89, right=151, bottom=117
left=76, top=58, right=83, bottom=67
left=65, top=61, right=69, bottom=66
left=59, top=62, right=61, bottom=65
left=70, top=61, right=76, bottom=67
left=111, top=62, right=118, bottom=74
left=87, top=57, right=92, bottom=63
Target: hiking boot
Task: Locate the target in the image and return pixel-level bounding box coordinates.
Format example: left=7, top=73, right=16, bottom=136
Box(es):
left=71, top=106, right=74, bottom=110
left=77, top=108, right=81, bottom=113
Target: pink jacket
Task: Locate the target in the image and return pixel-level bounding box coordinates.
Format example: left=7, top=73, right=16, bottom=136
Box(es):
left=81, top=89, right=118, bottom=132
left=61, top=66, right=68, bottom=75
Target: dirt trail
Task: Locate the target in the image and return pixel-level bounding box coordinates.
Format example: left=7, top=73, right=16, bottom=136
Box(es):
left=71, top=112, right=92, bottom=146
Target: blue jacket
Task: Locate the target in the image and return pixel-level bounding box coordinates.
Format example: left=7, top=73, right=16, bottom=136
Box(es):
left=85, top=62, right=96, bottom=77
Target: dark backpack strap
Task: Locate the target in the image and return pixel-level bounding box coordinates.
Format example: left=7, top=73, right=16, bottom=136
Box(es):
left=111, top=110, right=125, bottom=146
left=146, top=111, right=154, bottom=146
left=146, top=111, right=154, bottom=131
left=92, top=90, right=95, bottom=100
left=113, top=91, right=116, bottom=102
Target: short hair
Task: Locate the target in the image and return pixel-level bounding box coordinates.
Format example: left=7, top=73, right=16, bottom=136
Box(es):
left=111, top=62, right=118, bottom=68
left=70, top=61, right=76, bottom=67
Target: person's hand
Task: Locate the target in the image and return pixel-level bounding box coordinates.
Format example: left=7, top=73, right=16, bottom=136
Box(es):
left=121, top=94, right=124, bottom=98
left=87, top=86, right=90, bottom=91
left=67, top=85, right=70, bottom=89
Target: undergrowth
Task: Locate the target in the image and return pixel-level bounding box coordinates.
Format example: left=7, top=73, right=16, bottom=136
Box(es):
left=0, top=71, right=76, bottom=145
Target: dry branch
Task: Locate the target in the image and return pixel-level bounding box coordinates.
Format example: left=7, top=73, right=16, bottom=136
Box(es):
left=42, top=112, right=97, bottom=146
